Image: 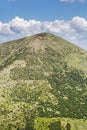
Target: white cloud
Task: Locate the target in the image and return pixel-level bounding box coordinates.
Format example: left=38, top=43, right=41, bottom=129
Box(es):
left=60, top=0, right=85, bottom=3
left=0, top=16, right=87, bottom=50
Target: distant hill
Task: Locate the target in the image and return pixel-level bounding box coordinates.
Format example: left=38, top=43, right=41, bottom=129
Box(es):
left=0, top=33, right=87, bottom=130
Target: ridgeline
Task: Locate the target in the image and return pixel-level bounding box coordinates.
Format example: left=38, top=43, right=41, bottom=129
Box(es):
left=0, top=33, right=87, bottom=130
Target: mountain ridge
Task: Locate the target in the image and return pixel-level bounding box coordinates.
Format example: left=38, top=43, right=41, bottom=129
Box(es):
left=0, top=33, right=87, bottom=130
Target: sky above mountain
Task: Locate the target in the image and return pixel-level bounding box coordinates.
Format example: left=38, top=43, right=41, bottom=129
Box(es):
left=0, top=0, right=87, bottom=50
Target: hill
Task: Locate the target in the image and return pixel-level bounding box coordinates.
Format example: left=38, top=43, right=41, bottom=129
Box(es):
left=0, top=33, right=87, bottom=130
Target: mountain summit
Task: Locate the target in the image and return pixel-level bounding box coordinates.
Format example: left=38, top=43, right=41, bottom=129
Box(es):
left=0, top=33, right=87, bottom=130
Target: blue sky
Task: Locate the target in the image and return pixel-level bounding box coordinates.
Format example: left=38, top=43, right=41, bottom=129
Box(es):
left=0, top=0, right=87, bottom=50
left=0, top=0, right=87, bottom=22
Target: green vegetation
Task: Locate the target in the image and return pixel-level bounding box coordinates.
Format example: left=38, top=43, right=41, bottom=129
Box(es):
left=34, top=117, right=87, bottom=130
left=0, top=33, right=87, bottom=129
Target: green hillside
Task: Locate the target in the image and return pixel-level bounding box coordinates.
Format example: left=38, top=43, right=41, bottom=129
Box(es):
left=0, top=33, right=87, bottom=130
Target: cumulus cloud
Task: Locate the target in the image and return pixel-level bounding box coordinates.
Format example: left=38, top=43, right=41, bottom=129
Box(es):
left=0, top=16, right=87, bottom=50
left=60, top=0, right=85, bottom=3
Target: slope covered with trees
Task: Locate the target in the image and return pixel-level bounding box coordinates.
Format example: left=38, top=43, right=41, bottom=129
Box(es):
left=0, top=33, right=87, bottom=130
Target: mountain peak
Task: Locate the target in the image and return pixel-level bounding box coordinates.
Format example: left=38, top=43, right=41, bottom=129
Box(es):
left=35, top=32, right=50, bottom=37
left=0, top=33, right=87, bottom=129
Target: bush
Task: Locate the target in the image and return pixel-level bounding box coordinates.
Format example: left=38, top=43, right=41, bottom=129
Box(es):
left=66, top=123, right=71, bottom=130
left=49, top=120, right=64, bottom=130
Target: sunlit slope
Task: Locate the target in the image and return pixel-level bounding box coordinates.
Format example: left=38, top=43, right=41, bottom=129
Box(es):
left=0, top=33, right=87, bottom=130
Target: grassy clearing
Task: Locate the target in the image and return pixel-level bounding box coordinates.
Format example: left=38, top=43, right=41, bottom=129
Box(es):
left=35, top=117, right=87, bottom=130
